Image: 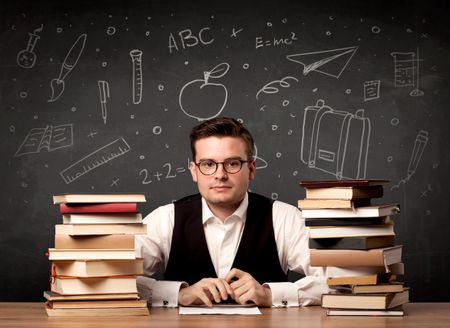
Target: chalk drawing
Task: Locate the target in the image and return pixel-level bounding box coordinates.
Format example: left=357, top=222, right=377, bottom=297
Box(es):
left=15, top=124, right=73, bottom=157
left=254, top=144, right=268, bottom=170
left=17, top=24, right=43, bottom=69
left=256, top=76, right=299, bottom=100
left=301, top=99, right=371, bottom=179
left=391, top=130, right=428, bottom=190
left=59, top=137, right=131, bottom=184
left=139, top=160, right=188, bottom=184
left=231, top=27, right=243, bottom=37
left=364, top=80, right=381, bottom=101
left=391, top=49, right=424, bottom=96
left=98, top=80, right=110, bottom=124
left=48, top=34, right=87, bottom=102
left=287, top=46, right=358, bottom=78
left=130, top=49, right=143, bottom=104
left=179, top=62, right=229, bottom=121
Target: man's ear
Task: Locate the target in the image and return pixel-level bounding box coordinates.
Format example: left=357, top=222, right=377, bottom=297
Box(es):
left=189, top=161, right=198, bottom=182
left=248, top=160, right=256, bottom=181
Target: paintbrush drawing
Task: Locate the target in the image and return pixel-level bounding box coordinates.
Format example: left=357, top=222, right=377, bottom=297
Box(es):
left=48, top=34, right=87, bottom=102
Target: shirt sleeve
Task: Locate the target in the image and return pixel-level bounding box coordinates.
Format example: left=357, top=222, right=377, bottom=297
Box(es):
left=135, top=204, right=187, bottom=307
left=267, top=202, right=330, bottom=307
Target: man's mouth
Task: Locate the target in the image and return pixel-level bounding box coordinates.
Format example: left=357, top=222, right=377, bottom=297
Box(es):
left=211, top=185, right=232, bottom=191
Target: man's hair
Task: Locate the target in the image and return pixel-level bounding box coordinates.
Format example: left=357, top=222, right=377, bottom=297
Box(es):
left=190, top=117, right=255, bottom=161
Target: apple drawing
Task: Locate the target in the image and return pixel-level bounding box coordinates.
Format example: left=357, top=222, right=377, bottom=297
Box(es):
left=179, top=63, right=230, bottom=121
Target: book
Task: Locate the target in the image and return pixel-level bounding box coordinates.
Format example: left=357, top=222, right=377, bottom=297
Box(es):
left=43, top=290, right=139, bottom=301
left=326, top=263, right=404, bottom=277
left=54, top=234, right=135, bottom=249
left=55, top=224, right=146, bottom=236
left=60, top=202, right=138, bottom=214
left=47, top=299, right=147, bottom=309
left=308, top=224, right=395, bottom=239
left=15, top=124, right=73, bottom=157
left=45, top=303, right=149, bottom=316
left=48, top=248, right=137, bottom=260
left=53, top=193, right=146, bottom=204
left=305, top=217, right=387, bottom=227
left=310, top=246, right=402, bottom=267
left=326, top=306, right=404, bottom=316
left=300, top=179, right=389, bottom=188
left=321, top=289, right=409, bottom=310
left=50, top=276, right=138, bottom=295
left=62, top=213, right=143, bottom=225
left=305, top=185, right=384, bottom=200
left=327, top=273, right=395, bottom=286
left=309, top=235, right=395, bottom=250
left=298, top=198, right=371, bottom=209
left=301, top=204, right=400, bottom=218
left=51, top=259, right=144, bottom=277
left=351, top=283, right=405, bottom=294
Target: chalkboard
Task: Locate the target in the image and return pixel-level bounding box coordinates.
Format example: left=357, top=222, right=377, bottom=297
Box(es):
left=1, top=0, right=449, bottom=302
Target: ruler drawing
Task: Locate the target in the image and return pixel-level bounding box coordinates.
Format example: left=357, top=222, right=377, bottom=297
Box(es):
left=60, top=137, right=131, bottom=184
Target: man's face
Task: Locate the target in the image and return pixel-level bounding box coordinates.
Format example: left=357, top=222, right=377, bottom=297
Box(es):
left=189, top=136, right=256, bottom=214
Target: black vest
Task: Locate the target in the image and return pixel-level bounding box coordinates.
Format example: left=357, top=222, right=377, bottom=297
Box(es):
left=164, top=193, right=288, bottom=285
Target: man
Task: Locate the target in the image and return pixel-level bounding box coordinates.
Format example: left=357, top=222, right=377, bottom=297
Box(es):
left=135, top=117, right=328, bottom=307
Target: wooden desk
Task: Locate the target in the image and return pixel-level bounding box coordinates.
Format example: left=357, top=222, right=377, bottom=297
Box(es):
left=0, top=303, right=448, bottom=328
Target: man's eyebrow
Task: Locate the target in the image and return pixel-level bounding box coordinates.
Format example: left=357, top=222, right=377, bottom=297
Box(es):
left=197, top=156, right=243, bottom=162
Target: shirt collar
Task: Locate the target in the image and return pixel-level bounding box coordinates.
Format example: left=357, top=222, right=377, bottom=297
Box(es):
left=201, top=192, right=248, bottom=224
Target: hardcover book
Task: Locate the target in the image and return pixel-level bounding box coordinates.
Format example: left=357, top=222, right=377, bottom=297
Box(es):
left=298, top=198, right=371, bottom=209
left=51, top=259, right=144, bottom=277
left=308, top=224, right=395, bottom=239
left=60, top=203, right=138, bottom=214
left=321, top=289, right=409, bottom=310
left=301, top=204, right=400, bottom=218
left=54, top=224, right=146, bottom=236
left=53, top=193, right=146, bottom=204
left=50, top=276, right=138, bottom=295
left=48, top=248, right=137, bottom=260
left=300, top=179, right=389, bottom=188
left=309, top=235, right=395, bottom=250
left=304, top=185, right=383, bottom=200
left=54, top=234, right=135, bottom=249
left=62, top=213, right=143, bottom=225
left=310, top=246, right=402, bottom=267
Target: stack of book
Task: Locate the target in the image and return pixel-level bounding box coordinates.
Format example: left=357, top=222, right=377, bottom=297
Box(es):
left=44, top=193, right=149, bottom=317
left=299, top=180, right=409, bottom=316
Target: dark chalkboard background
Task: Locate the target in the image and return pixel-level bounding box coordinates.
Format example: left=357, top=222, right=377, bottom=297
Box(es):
left=1, top=0, right=449, bottom=301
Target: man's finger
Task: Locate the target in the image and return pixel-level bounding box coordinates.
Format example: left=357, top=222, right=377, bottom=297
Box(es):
left=225, top=268, right=245, bottom=283
left=205, top=283, right=222, bottom=303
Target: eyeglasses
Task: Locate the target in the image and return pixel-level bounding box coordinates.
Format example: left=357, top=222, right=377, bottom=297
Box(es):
left=195, top=158, right=252, bottom=176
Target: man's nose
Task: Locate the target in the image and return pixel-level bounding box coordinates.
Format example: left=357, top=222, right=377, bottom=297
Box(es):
left=214, top=163, right=228, bottom=179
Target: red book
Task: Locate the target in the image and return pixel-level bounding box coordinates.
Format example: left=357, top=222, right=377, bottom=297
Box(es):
left=299, top=179, right=389, bottom=188
left=59, top=203, right=138, bottom=214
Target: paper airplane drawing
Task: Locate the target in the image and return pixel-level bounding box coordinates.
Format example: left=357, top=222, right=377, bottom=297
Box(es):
left=286, top=46, right=358, bottom=78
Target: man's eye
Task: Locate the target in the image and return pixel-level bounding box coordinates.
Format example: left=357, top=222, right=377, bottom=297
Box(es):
left=201, top=161, right=215, bottom=168
left=226, top=160, right=240, bottom=167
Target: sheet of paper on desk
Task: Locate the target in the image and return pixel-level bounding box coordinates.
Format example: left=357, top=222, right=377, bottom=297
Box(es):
left=179, top=306, right=261, bottom=315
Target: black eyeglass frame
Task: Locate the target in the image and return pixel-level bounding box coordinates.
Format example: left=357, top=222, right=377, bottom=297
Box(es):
left=194, top=158, right=253, bottom=176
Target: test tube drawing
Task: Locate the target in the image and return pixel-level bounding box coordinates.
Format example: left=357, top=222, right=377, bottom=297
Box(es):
left=130, top=49, right=143, bottom=104
left=407, top=130, right=428, bottom=179
left=410, top=48, right=424, bottom=97
left=17, top=24, right=43, bottom=69
left=98, top=80, right=110, bottom=124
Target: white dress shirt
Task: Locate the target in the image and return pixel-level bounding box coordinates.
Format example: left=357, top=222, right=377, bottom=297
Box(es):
left=135, top=193, right=329, bottom=307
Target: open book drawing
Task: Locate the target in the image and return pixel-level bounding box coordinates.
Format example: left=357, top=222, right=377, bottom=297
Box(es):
left=15, top=124, right=73, bottom=156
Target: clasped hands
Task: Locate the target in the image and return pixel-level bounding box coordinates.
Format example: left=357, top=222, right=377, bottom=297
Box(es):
left=178, top=268, right=272, bottom=307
